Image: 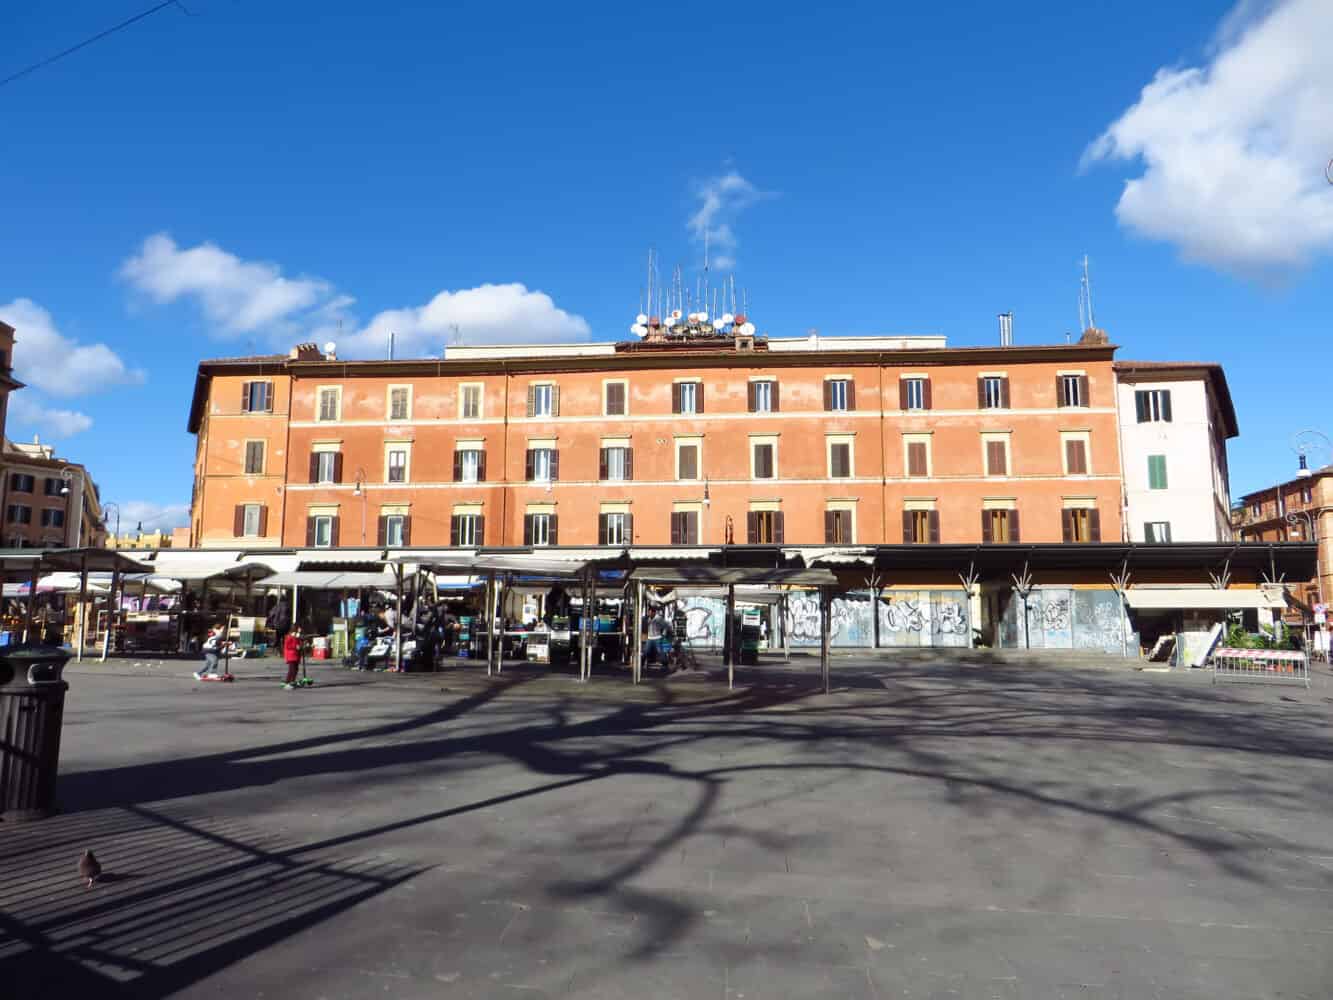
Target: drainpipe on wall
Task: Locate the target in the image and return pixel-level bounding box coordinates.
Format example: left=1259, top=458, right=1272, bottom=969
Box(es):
left=278, top=363, right=293, bottom=548
left=1112, top=373, right=1130, bottom=542
left=877, top=355, right=887, bottom=544
left=500, top=362, right=510, bottom=546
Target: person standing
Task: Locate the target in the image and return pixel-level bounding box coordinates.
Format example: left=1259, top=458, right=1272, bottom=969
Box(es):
left=194, top=622, right=225, bottom=679
left=282, top=627, right=303, bottom=690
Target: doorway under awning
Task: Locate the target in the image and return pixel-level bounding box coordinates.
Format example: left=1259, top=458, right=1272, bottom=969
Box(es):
left=1124, top=588, right=1286, bottom=611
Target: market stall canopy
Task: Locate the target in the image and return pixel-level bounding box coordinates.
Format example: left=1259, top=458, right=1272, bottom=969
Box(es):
left=0, top=550, right=45, bottom=576
left=147, top=551, right=275, bottom=582
left=629, top=566, right=838, bottom=587
left=401, top=552, right=591, bottom=577
left=791, top=547, right=876, bottom=566
left=1124, top=587, right=1286, bottom=610
left=38, top=548, right=152, bottom=574
left=292, top=549, right=387, bottom=570
left=259, top=570, right=399, bottom=589
left=627, top=547, right=719, bottom=562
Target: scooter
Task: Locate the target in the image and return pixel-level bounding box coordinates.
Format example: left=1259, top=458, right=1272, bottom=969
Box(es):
left=364, top=629, right=417, bottom=670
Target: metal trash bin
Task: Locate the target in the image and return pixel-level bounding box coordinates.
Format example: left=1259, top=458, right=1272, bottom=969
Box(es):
left=0, top=643, right=73, bottom=822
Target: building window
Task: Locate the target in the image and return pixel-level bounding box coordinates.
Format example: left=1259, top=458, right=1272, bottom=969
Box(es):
left=749, top=380, right=776, bottom=413
left=455, top=449, right=484, bottom=483
left=905, top=438, right=930, bottom=478
left=461, top=385, right=482, bottom=420
left=980, top=376, right=1008, bottom=409
left=903, top=509, right=938, bottom=544
left=1135, top=389, right=1172, bottom=423
left=1063, top=508, right=1100, bottom=543
left=43, top=477, right=61, bottom=497
left=673, top=381, right=702, bottom=415
left=1250, top=501, right=1261, bottom=518
left=604, top=381, right=627, bottom=416
left=747, top=510, right=784, bottom=544
left=825, top=509, right=853, bottom=544
left=312, top=515, right=334, bottom=548
left=242, top=503, right=262, bottom=537
left=387, top=447, right=409, bottom=483
left=525, top=512, right=554, bottom=546
left=670, top=510, right=699, bottom=545
left=388, top=387, right=411, bottom=421
left=984, top=438, right=1009, bottom=477
left=1064, top=437, right=1089, bottom=475
left=1148, top=454, right=1168, bottom=490
left=317, top=387, right=341, bottom=422
left=315, top=451, right=339, bottom=484
left=384, top=514, right=405, bottom=547
left=527, top=447, right=557, bottom=483
left=40, top=508, right=65, bottom=528
left=983, top=508, right=1018, bottom=543
left=1145, top=521, right=1172, bottom=543
left=6, top=504, right=32, bottom=525
left=528, top=383, right=557, bottom=418
left=752, top=442, right=776, bottom=480
left=10, top=474, right=34, bottom=494
left=829, top=442, right=852, bottom=479
left=676, top=442, right=700, bottom=481
left=242, top=381, right=272, bottom=413
left=452, top=513, right=482, bottom=547
left=825, top=379, right=853, bottom=412
left=1058, top=374, right=1087, bottom=408
left=599, top=511, right=630, bottom=546
left=244, top=440, right=265, bottom=475
left=902, top=377, right=928, bottom=411
left=1301, top=486, right=1313, bottom=504
left=601, top=446, right=631, bottom=482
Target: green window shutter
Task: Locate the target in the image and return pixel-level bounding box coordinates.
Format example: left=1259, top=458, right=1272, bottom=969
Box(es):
left=1148, top=455, right=1168, bottom=490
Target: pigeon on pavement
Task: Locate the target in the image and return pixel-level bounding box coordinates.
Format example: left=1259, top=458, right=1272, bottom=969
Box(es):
left=78, top=850, right=101, bottom=889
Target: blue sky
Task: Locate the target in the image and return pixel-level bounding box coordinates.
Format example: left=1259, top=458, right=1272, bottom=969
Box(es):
left=3, top=0, right=1331, bottom=531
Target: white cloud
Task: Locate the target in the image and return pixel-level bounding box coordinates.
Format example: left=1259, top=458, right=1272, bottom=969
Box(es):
left=7, top=394, right=93, bottom=438
left=1084, top=0, right=1333, bottom=274
left=120, top=233, right=330, bottom=334
left=0, top=298, right=145, bottom=398
left=344, top=283, right=590, bottom=356
left=114, top=500, right=190, bottom=534
left=119, top=234, right=592, bottom=355
left=687, top=170, right=768, bottom=271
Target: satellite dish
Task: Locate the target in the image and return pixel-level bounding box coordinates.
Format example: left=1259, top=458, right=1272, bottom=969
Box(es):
left=630, top=324, right=644, bottom=336
left=711, top=321, right=722, bottom=331
left=734, top=313, right=747, bottom=325
left=721, top=313, right=734, bottom=325
left=671, top=309, right=682, bottom=320
left=323, top=341, right=337, bottom=355
left=635, top=313, right=648, bottom=325
left=698, top=312, right=708, bottom=323
left=741, top=322, right=756, bottom=336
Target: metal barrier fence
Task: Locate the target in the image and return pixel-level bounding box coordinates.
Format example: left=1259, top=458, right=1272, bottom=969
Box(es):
left=1211, top=647, right=1310, bottom=688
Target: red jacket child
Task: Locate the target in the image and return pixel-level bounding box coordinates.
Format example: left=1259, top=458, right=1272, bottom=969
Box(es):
left=282, top=631, right=302, bottom=688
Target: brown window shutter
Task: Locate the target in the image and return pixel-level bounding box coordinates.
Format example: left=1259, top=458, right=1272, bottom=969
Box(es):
left=1089, top=509, right=1101, bottom=542
left=1055, top=375, right=1066, bottom=407
left=1066, top=440, right=1087, bottom=475
left=475, top=515, right=484, bottom=545
left=977, top=378, right=987, bottom=409
left=696, top=384, right=704, bottom=413
left=309, top=453, right=320, bottom=484
left=772, top=382, right=780, bottom=412
left=825, top=510, right=836, bottom=543
left=747, top=382, right=756, bottom=412
left=1009, top=509, right=1021, bottom=543
left=400, top=516, right=411, bottom=546
left=670, top=512, right=681, bottom=546
left=981, top=510, right=992, bottom=543
left=330, top=517, right=340, bottom=547
left=241, top=382, right=251, bottom=412
left=477, top=451, right=486, bottom=482
left=233, top=505, right=245, bottom=537
left=845, top=380, right=855, bottom=410
left=774, top=511, right=784, bottom=545
left=624, top=448, right=633, bottom=481
left=332, top=452, right=343, bottom=484
left=377, top=516, right=387, bottom=547
left=453, top=451, right=463, bottom=482
left=598, top=513, right=608, bottom=546
left=599, top=448, right=608, bottom=481
left=1000, top=378, right=1010, bottom=408
left=305, top=517, right=316, bottom=547
left=928, top=510, right=940, bottom=544
left=1061, top=509, right=1074, bottom=542
left=525, top=449, right=534, bottom=481
left=549, top=514, right=558, bottom=545
left=899, top=379, right=909, bottom=410
left=746, top=511, right=758, bottom=544
left=523, top=515, right=533, bottom=546
left=258, top=506, right=268, bottom=536
left=922, top=379, right=932, bottom=410
left=450, top=516, right=460, bottom=547
left=908, top=442, right=927, bottom=477
left=823, top=381, right=832, bottom=411
left=526, top=385, right=535, bottom=418
left=1078, top=376, right=1090, bottom=406
left=624, top=513, right=633, bottom=543
left=686, top=512, right=699, bottom=544
left=550, top=450, right=559, bottom=481
left=672, top=383, right=681, bottom=414
left=551, top=385, right=560, bottom=417
left=988, top=440, right=1007, bottom=476
left=902, top=510, right=914, bottom=543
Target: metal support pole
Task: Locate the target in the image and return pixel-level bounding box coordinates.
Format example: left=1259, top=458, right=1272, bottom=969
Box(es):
left=582, top=571, right=593, bottom=682
left=634, top=579, right=644, bottom=684
left=485, top=571, right=495, bottom=677
left=76, top=554, right=88, bottom=662
left=101, top=566, right=121, bottom=662
left=820, top=586, right=831, bottom=694
left=394, top=563, right=405, bottom=672
left=23, top=561, right=39, bottom=643
left=781, top=592, right=789, bottom=661
left=727, top=584, right=736, bottom=690
left=493, top=573, right=504, bottom=676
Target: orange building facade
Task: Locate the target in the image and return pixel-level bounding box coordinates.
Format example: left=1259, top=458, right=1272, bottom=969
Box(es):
left=187, top=337, right=1125, bottom=550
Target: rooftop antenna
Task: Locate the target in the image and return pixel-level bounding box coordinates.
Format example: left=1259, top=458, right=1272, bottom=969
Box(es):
left=389, top=331, right=395, bottom=361
left=1079, top=254, right=1096, bottom=331
left=998, top=312, right=1013, bottom=347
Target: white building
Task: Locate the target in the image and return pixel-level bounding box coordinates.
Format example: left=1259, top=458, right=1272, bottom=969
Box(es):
left=1114, top=361, right=1238, bottom=543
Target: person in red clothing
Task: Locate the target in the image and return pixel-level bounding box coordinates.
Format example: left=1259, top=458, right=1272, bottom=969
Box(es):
left=282, top=628, right=304, bottom=690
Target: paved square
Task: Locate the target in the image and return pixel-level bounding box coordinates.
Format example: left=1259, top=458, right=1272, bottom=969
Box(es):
left=4, top=652, right=1333, bottom=998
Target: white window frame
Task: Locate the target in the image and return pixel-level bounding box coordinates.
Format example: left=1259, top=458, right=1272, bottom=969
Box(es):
left=387, top=385, right=412, bottom=422
left=531, top=448, right=554, bottom=483
left=1060, top=431, right=1092, bottom=476
left=1059, top=375, right=1084, bottom=408
left=678, top=381, right=700, bottom=415
left=675, top=438, right=702, bottom=481
left=982, top=376, right=1005, bottom=409
left=1301, top=486, right=1312, bottom=504
left=530, top=512, right=552, bottom=546
left=605, top=446, right=628, bottom=482
left=904, top=378, right=926, bottom=411
left=385, top=443, right=411, bottom=484
left=902, top=433, right=933, bottom=478
left=826, top=502, right=856, bottom=544
left=242, top=503, right=262, bottom=537
left=316, top=386, right=342, bottom=422
left=456, top=512, right=480, bottom=547
left=531, top=383, right=554, bottom=418
left=1137, top=389, right=1171, bottom=423
left=1144, top=521, right=1172, bottom=543
left=750, top=435, right=779, bottom=480
left=313, top=514, right=334, bottom=548
left=980, top=432, right=1011, bottom=478
left=604, top=511, right=627, bottom=546
left=752, top=380, right=774, bottom=413
left=384, top=513, right=405, bottom=547
left=459, top=449, right=481, bottom=484
left=316, top=451, right=338, bottom=484
left=244, top=381, right=272, bottom=413
left=459, top=383, right=484, bottom=420
left=827, top=435, right=855, bottom=479
left=243, top=439, right=266, bottom=476
left=827, top=378, right=850, bottom=412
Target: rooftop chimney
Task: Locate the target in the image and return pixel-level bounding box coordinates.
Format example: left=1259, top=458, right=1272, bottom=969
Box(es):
left=998, top=312, right=1013, bottom=347
left=289, top=342, right=322, bottom=361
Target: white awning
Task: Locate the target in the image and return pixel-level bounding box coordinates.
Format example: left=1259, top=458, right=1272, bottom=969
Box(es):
left=293, top=549, right=387, bottom=566
left=1125, top=588, right=1286, bottom=610
left=147, top=551, right=270, bottom=581
left=792, top=547, right=875, bottom=566
left=259, top=571, right=398, bottom=589
left=628, top=547, right=718, bottom=562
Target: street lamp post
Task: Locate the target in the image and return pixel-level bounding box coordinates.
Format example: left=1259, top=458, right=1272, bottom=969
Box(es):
left=102, top=502, right=121, bottom=545
left=351, top=468, right=367, bottom=545
left=1286, top=508, right=1329, bottom=608
left=59, top=468, right=83, bottom=547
